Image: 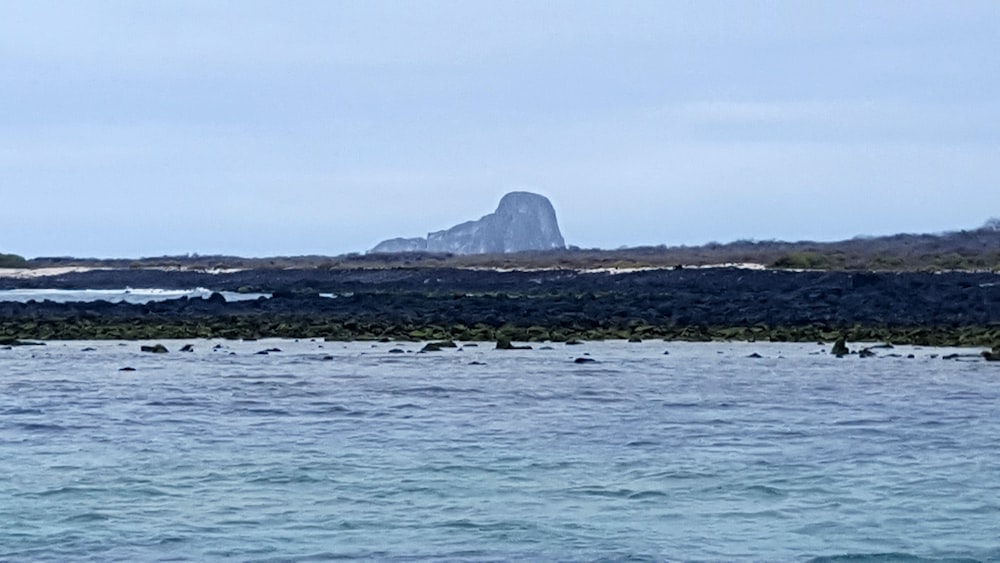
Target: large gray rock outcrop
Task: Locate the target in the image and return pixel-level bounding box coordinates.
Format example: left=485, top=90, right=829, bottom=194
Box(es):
left=370, top=192, right=566, bottom=255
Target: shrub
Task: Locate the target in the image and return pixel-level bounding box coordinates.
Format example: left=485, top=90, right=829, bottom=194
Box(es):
left=771, top=252, right=832, bottom=270
left=932, top=252, right=970, bottom=271
left=0, top=253, right=28, bottom=268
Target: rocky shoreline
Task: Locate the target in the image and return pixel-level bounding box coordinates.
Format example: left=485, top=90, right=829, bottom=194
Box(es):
left=1, top=267, right=999, bottom=346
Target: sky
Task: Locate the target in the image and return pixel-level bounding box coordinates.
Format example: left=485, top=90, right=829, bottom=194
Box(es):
left=2, top=1, right=998, bottom=258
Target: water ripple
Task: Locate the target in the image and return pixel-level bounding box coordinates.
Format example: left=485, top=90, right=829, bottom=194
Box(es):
left=1, top=340, right=998, bottom=560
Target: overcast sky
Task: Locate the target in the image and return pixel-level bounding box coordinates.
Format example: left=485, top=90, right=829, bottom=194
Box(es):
left=2, top=1, right=998, bottom=258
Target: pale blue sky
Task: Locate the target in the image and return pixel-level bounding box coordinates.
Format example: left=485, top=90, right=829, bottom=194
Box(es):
left=2, top=1, right=998, bottom=258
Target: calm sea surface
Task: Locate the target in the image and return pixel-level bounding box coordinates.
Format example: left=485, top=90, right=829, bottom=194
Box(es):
left=1, top=339, right=999, bottom=561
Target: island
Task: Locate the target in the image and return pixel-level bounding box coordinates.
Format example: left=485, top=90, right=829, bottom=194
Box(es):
left=1, top=201, right=999, bottom=349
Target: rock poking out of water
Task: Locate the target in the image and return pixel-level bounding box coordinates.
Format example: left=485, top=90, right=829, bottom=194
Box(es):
left=943, top=353, right=983, bottom=361
left=421, top=341, right=458, bottom=353
left=574, top=357, right=597, bottom=364
left=983, top=345, right=1000, bottom=361
left=496, top=337, right=532, bottom=350
left=140, top=344, right=168, bottom=354
left=831, top=336, right=849, bottom=358
left=859, top=348, right=876, bottom=358
left=179, top=344, right=194, bottom=353
left=370, top=191, right=566, bottom=255
left=119, top=367, right=136, bottom=371
left=747, top=352, right=763, bottom=358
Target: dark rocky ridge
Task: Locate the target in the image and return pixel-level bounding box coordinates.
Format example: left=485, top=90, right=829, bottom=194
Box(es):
left=1, top=267, right=998, bottom=345
left=370, top=192, right=565, bottom=254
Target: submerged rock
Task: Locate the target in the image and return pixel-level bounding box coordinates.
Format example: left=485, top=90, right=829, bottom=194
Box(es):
left=0, top=338, right=44, bottom=347
left=943, top=353, right=982, bottom=361
left=370, top=191, right=565, bottom=255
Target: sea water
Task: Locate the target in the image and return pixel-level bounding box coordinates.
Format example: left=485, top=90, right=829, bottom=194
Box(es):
left=1, top=340, right=998, bottom=561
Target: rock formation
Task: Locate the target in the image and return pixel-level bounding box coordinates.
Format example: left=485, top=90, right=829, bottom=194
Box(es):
left=983, top=344, right=1000, bottom=361
left=370, top=192, right=566, bottom=255
left=831, top=336, right=850, bottom=357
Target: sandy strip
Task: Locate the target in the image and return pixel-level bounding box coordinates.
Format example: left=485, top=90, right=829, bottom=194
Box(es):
left=0, top=266, right=245, bottom=279
left=466, top=263, right=769, bottom=274
left=0, top=267, right=110, bottom=279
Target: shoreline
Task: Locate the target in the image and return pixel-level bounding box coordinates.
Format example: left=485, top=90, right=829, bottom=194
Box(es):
left=2, top=319, right=998, bottom=348
left=1, top=267, right=997, bottom=349
left=5, top=337, right=995, bottom=366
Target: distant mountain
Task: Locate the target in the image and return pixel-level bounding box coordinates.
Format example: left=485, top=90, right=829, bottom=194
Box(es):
left=370, top=192, right=566, bottom=255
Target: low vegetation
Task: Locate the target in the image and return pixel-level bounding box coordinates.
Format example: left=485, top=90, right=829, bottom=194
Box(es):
left=0, top=253, right=28, bottom=269
left=20, top=221, right=1000, bottom=273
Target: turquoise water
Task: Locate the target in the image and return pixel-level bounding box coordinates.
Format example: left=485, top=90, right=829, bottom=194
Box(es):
left=2, top=339, right=999, bottom=561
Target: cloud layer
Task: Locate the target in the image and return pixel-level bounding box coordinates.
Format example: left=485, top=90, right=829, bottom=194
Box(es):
left=2, top=1, right=998, bottom=257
